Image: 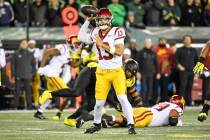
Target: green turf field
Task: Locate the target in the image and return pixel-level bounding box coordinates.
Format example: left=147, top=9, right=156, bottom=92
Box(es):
left=0, top=108, right=210, bottom=140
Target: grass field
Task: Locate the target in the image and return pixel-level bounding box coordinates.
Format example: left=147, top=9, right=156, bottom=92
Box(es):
left=0, top=108, right=210, bottom=140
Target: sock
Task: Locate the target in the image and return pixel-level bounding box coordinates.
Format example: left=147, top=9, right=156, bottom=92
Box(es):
left=117, top=94, right=134, bottom=125
left=39, top=100, right=52, bottom=113
left=202, top=104, right=210, bottom=114
left=94, top=100, right=106, bottom=124
left=112, top=115, right=115, bottom=121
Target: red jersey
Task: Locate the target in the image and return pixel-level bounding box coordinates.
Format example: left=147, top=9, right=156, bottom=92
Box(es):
left=152, top=45, right=174, bottom=74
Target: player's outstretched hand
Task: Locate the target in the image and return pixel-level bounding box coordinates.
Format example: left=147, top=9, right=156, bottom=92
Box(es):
left=193, top=62, right=205, bottom=75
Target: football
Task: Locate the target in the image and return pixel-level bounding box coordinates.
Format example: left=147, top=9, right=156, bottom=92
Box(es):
left=169, top=109, right=179, bottom=117
left=81, top=5, right=98, bottom=17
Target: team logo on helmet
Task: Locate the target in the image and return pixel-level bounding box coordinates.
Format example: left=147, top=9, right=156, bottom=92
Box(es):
left=170, top=95, right=186, bottom=109
left=95, top=8, right=112, bottom=30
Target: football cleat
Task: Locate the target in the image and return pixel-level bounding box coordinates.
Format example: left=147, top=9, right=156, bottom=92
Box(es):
left=128, top=124, right=136, bottom=134
left=76, top=118, right=85, bottom=128
left=64, top=117, right=76, bottom=127
left=52, top=115, right=60, bottom=121
left=34, top=111, right=48, bottom=120
left=39, top=90, right=52, bottom=105
left=84, top=123, right=101, bottom=134
left=52, top=112, right=61, bottom=121
left=198, top=112, right=208, bottom=122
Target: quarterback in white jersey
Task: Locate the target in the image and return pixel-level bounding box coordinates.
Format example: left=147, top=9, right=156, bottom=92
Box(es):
left=90, top=26, right=125, bottom=69
left=78, top=8, right=135, bottom=134
left=102, top=95, right=185, bottom=128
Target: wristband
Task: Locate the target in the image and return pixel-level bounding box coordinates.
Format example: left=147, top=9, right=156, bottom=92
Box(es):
left=198, top=57, right=205, bottom=63
left=109, top=46, right=115, bottom=55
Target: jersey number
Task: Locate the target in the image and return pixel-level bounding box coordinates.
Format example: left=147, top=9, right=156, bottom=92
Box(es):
left=153, top=103, right=170, bottom=111
left=96, top=42, right=113, bottom=60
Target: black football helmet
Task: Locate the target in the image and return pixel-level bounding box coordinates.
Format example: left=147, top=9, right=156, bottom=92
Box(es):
left=124, top=59, right=139, bottom=75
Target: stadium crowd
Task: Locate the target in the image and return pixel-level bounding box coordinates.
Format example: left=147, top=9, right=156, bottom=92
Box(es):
left=0, top=0, right=210, bottom=27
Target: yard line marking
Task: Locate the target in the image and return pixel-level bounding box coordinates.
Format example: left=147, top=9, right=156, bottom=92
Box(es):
left=168, top=134, right=210, bottom=138
left=0, top=129, right=172, bottom=136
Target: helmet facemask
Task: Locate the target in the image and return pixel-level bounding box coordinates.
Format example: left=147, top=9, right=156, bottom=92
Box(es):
left=96, top=16, right=112, bottom=30
left=95, top=8, right=112, bottom=30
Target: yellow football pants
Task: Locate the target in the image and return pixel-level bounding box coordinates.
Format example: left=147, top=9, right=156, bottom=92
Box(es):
left=133, top=107, right=153, bottom=127
left=45, top=77, right=68, bottom=91
left=95, top=67, right=126, bottom=100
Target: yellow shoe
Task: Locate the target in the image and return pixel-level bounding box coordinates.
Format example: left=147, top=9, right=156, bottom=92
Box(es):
left=39, top=90, right=52, bottom=105
left=64, top=117, right=76, bottom=127
left=52, top=115, right=60, bottom=121
left=198, top=112, right=208, bottom=122
left=52, top=112, right=61, bottom=121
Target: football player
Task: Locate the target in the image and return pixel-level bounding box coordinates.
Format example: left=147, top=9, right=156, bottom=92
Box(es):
left=78, top=8, right=136, bottom=134
left=38, top=58, right=142, bottom=126
left=33, top=40, right=71, bottom=119
left=102, top=95, right=185, bottom=128
left=193, top=41, right=210, bottom=122
left=38, top=45, right=120, bottom=124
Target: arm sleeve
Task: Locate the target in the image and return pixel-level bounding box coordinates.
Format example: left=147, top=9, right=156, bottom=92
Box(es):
left=114, top=27, right=126, bottom=45
left=78, top=20, right=93, bottom=44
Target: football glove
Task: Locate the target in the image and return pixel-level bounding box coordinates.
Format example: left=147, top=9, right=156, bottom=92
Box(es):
left=193, top=62, right=205, bottom=75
